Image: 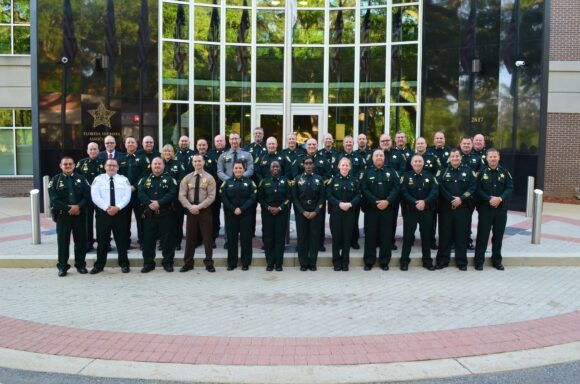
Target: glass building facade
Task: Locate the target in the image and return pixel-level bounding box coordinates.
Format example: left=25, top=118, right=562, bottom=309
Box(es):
left=34, top=0, right=549, bottom=209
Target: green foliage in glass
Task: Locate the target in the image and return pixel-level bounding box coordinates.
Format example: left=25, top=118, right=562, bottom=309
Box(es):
left=163, top=3, right=188, bottom=40
left=194, top=43, right=220, bottom=101
left=13, top=0, right=29, bottom=23
left=256, top=10, right=284, bottom=44
left=361, top=8, right=387, bottom=43
left=330, top=9, right=355, bottom=44
left=225, top=45, right=251, bottom=102
left=328, top=46, right=354, bottom=104
left=0, top=26, right=9, bottom=53
left=358, top=106, right=384, bottom=149
left=16, top=128, right=32, bottom=175
left=162, top=41, right=189, bottom=101
left=390, top=105, right=416, bottom=145
left=0, top=0, right=10, bottom=23
left=256, top=46, right=283, bottom=102
left=194, top=5, right=219, bottom=42
left=226, top=8, right=252, bottom=43
left=392, top=5, right=418, bottom=42
left=294, top=10, right=324, bottom=44
left=359, top=45, right=386, bottom=104
left=292, top=47, right=324, bottom=104
left=0, top=130, right=14, bottom=175
left=0, top=110, right=12, bottom=126
left=13, top=24, right=28, bottom=53
left=162, top=102, right=189, bottom=146
left=391, top=44, right=417, bottom=103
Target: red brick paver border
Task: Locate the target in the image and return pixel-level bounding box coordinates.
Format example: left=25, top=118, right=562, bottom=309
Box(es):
left=0, top=312, right=579, bottom=366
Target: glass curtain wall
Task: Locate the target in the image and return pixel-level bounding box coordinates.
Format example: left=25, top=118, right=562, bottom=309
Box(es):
left=160, top=0, right=421, bottom=149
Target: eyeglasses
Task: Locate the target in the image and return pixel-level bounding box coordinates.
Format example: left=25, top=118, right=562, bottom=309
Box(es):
left=105, top=142, right=115, bottom=145
left=62, top=163, right=74, bottom=166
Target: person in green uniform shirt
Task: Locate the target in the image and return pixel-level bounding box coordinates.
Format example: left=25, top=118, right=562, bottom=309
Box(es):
left=221, top=162, right=257, bottom=271
left=356, top=133, right=372, bottom=166
left=378, top=133, right=406, bottom=250
left=258, top=160, right=291, bottom=271
left=361, top=149, right=400, bottom=271
left=255, top=137, right=288, bottom=183
left=49, top=156, right=91, bottom=276
left=162, top=144, right=186, bottom=250
left=474, top=148, right=513, bottom=270
left=400, top=155, right=439, bottom=271
left=427, top=131, right=451, bottom=250
left=318, top=133, right=339, bottom=170
left=473, top=134, right=488, bottom=166
left=435, top=149, right=477, bottom=270
left=90, top=158, right=132, bottom=274
left=118, top=136, right=149, bottom=248
left=293, top=155, right=325, bottom=271
left=138, top=157, right=178, bottom=273
left=293, top=138, right=332, bottom=252
left=281, top=133, right=305, bottom=178
left=137, top=136, right=161, bottom=165
left=75, top=142, right=104, bottom=252
left=460, top=137, right=484, bottom=250
left=326, top=157, right=361, bottom=271
left=176, top=135, right=195, bottom=174
left=245, top=127, right=266, bottom=161
left=209, top=134, right=227, bottom=244
left=406, top=137, right=441, bottom=175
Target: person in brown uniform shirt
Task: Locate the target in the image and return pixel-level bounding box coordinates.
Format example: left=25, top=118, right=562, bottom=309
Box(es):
left=178, top=154, right=217, bottom=272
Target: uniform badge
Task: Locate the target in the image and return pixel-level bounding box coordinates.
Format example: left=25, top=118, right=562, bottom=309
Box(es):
left=483, top=174, right=489, bottom=180
left=425, top=178, right=430, bottom=183
left=202, top=178, right=208, bottom=184
left=82, top=164, right=88, bottom=172
left=280, top=180, right=285, bottom=184
left=462, top=172, right=466, bottom=177
left=243, top=182, right=248, bottom=187
left=408, top=178, right=414, bottom=185
left=298, top=179, right=305, bottom=186
left=444, top=152, right=449, bottom=157
left=188, top=183, right=193, bottom=188
left=386, top=172, right=391, bottom=177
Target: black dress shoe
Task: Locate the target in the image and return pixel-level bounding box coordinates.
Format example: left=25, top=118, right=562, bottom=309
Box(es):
left=458, top=266, right=467, bottom=271
left=242, top=266, right=249, bottom=271
left=363, top=265, right=372, bottom=271
left=435, top=264, right=446, bottom=270
left=424, top=265, right=435, bottom=271
left=58, top=269, right=67, bottom=277
left=310, top=266, right=317, bottom=271
left=333, top=266, right=341, bottom=271
left=275, top=266, right=283, bottom=272
left=266, top=265, right=274, bottom=271
left=141, top=266, right=155, bottom=273
left=467, top=241, right=475, bottom=250
left=474, top=265, right=483, bottom=271
left=300, top=266, right=308, bottom=271
left=206, top=265, right=216, bottom=273
left=227, top=266, right=235, bottom=271
left=391, top=243, right=398, bottom=251
left=179, top=265, right=193, bottom=272
left=163, top=264, right=174, bottom=272
left=400, top=265, right=408, bottom=271
left=89, top=267, right=103, bottom=275
left=121, top=266, right=130, bottom=273
left=342, top=266, right=349, bottom=271
left=493, top=264, right=505, bottom=271
left=319, top=245, right=326, bottom=252
left=380, top=265, right=389, bottom=271
left=351, top=242, right=360, bottom=250
left=76, top=267, right=88, bottom=274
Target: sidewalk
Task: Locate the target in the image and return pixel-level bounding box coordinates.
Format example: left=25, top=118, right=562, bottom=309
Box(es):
left=0, top=197, right=579, bottom=383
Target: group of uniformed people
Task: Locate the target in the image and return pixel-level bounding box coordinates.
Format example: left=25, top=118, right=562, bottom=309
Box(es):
left=49, top=129, right=513, bottom=276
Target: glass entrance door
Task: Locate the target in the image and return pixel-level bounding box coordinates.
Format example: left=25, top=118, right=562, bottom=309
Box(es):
left=255, top=106, right=324, bottom=150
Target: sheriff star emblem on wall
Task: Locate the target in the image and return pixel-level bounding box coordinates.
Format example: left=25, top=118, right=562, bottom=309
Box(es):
left=88, top=102, right=116, bottom=128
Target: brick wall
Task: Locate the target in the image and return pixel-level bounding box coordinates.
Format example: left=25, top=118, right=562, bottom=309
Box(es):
left=550, top=0, right=580, bottom=61
left=0, top=177, right=34, bottom=197
left=544, top=113, right=580, bottom=196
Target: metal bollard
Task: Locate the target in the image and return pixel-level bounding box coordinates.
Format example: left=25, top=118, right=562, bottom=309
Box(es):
left=525, top=176, right=535, bottom=217
left=43, top=175, right=51, bottom=217
left=30, top=189, right=41, bottom=245
left=531, top=189, right=544, bottom=244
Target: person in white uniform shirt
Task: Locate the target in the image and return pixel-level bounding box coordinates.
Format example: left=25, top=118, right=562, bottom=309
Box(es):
left=90, top=158, right=132, bottom=274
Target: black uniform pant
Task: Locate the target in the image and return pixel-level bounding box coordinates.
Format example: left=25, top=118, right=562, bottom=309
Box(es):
left=352, top=206, right=361, bottom=246
left=95, top=209, right=129, bottom=269
left=330, top=207, right=356, bottom=268
left=295, top=209, right=322, bottom=268
left=431, top=208, right=439, bottom=243
left=126, top=192, right=144, bottom=244
left=474, top=206, right=507, bottom=267
left=436, top=205, right=470, bottom=268
left=401, top=208, right=434, bottom=267
left=319, top=201, right=327, bottom=248
left=85, top=202, right=96, bottom=246
left=183, top=208, right=214, bottom=268
left=142, top=212, right=175, bottom=268
left=212, top=195, right=222, bottom=240
left=225, top=212, right=253, bottom=268
left=56, top=213, right=87, bottom=270
left=391, top=200, right=400, bottom=243
left=262, top=210, right=289, bottom=268
left=363, top=206, right=394, bottom=267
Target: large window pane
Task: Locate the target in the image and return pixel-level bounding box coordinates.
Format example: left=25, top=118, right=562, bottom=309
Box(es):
left=194, top=43, right=220, bottom=101
left=225, top=45, right=251, bottom=102
left=392, top=5, right=419, bottom=42
left=14, top=109, right=31, bottom=126
left=226, top=8, right=252, bottom=43
left=13, top=25, right=29, bottom=54
left=329, top=9, right=355, bottom=44
left=256, top=46, right=283, bottom=103
left=293, top=47, right=323, bottom=104
left=359, top=106, right=384, bottom=149
left=162, top=102, right=189, bottom=146
left=390, top=44, right=418, bottom=103
left=294, top=10, right=324, bottom=45
left=0, top=130, right=14, bottom=175
left=16, top=128, right=32, bottom=175
left=163, top=3, right=188, bottom=40
left=0, top=110, right=12, bottom=126
left=328, top=46, right=354, bottom=104
left=0, top=26, right=10, bottom=54
left=162, top=41, right=189, bottom=101
left=194, top=104, right=220, bottom=143
left=360, top=8, right=387, bottom=44
left=390, top=105, right=416, bottom=146
left=328, top=106, right=353, bottom=151
left=256, top=10, right=284, bottom=44
left=13, top=0, right=30, bottom=23
left=0, top=0, right=9, bottom=23
left=225, top=105, right=252, bottom=145
left=194, top=5, right=220, bottom=42
left=360, top=45, right=386, bottom=104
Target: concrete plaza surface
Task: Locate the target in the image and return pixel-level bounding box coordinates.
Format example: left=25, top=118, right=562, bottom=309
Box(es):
left=0, top=197, right=579, bottom=382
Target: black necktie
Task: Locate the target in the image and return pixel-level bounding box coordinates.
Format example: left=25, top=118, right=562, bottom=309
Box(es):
left=233, top=150, right=238, bottom=163
left=193, top=174, right=200, bottom=205
left=109, top=177, right=115, bottom=207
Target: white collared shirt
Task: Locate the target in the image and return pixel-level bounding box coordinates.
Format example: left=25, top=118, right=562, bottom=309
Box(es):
left=91, top=173, right=132, bottom=211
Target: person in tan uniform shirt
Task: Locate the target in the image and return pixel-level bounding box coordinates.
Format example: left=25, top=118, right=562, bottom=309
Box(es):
left=178, top=154, right=216, bottom=272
